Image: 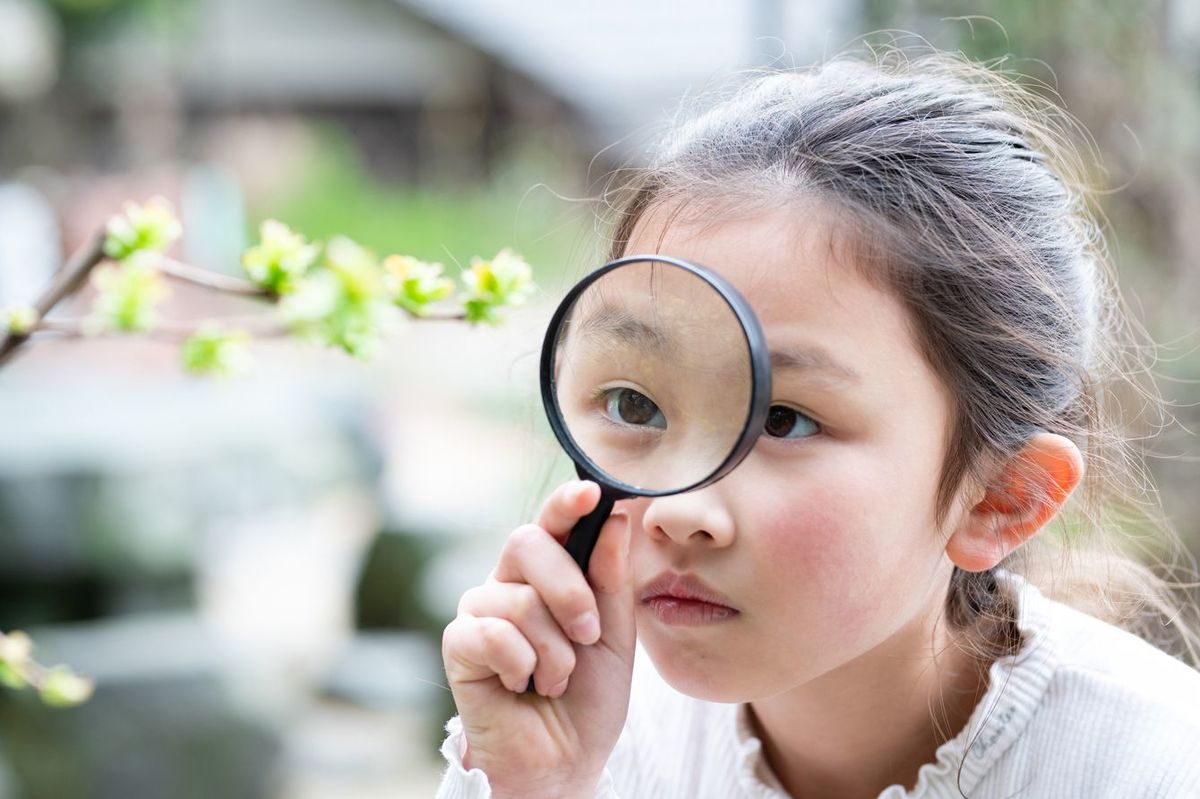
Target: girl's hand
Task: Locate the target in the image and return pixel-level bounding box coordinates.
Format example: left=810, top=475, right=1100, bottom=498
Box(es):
left=441, top=480, right=636, bottom=799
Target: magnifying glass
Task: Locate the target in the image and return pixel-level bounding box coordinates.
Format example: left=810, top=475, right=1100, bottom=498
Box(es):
left=525, top=254, right=771, bottom=693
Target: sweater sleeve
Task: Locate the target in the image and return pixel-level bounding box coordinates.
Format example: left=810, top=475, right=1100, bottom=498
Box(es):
left=434, top=714, right=621, bottom=799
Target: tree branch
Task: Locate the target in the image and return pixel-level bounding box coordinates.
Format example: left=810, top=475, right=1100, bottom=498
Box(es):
left=33, top=315, right=294, bottom=344
left=0, top=226, right=476, bottom=370
left=0, top=232, right=107, bottom=368
left=411, top=310, right=469, bottom=321
left=153, top=255, right=274, bottom=297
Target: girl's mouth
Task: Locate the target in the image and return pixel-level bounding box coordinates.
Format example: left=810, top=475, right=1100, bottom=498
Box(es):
left=638, top=571, right=740, bottom=625
left=643, top=596, right=740, bottom=625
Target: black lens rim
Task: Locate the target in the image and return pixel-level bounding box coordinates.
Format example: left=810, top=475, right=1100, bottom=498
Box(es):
left=539, top=254, right=771, bottom=499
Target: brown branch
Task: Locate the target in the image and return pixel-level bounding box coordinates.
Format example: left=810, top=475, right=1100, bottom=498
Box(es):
left=32, top=315, right=293, bottom=344
left=0, top=234, right=279, bottom=368
left=0, top=231, right=107, bottom=368
left=410, top=309, right=468, bottom=321
left=154, top=255, right=274, bottom=297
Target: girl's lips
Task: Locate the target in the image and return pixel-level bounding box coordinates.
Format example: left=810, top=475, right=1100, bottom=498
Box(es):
left=637, top=571, right=738, bottom=610
left=644, top=596, right=739, bottom=625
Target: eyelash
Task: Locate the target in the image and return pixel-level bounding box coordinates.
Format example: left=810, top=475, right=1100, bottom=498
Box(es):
left=589, top=386, right=665, bottom=436
left=762, top=404, right=823, bottom=443
left=585, top=387, right=823, bottom=443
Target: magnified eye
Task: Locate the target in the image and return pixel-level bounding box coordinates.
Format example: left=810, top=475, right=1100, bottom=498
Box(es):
left=602, top=388, right=667, bottom=430
left=764, top=405, right=818, bottom=439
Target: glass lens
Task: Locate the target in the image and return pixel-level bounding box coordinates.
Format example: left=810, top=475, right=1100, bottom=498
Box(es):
left=550, top=259, right=753, bottom=493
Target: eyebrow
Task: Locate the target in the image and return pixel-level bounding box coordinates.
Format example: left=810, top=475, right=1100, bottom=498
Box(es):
left=575, top=306, right=672, bottom=351
left=770, top=345, right=862, bottom=386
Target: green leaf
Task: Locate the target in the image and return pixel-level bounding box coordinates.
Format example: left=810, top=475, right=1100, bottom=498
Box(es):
left=103, top=197, right=182, bottom=261
left=181, top=325, right=254, bottom=377
left=2, top=305, right=39, bottom=334
left=461, top=249, right=535, bottom=325
left=241, top=219, right=320, bottom=295
left=279, top=238, right=393, bottom=359
left=383, top=255, right=455, bottom=316
left=324, top=236, right=387, bottom=303
left=38, top=666, right=94, bottom=708
left=88, top=252, right=170, bottom=333
left=0, top=661, right=26, bottom=690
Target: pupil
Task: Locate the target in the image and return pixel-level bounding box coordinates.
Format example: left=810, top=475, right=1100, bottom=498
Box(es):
left=618, top=390, right=657, bottom=425
left=765, top=406, right=796, bottom=437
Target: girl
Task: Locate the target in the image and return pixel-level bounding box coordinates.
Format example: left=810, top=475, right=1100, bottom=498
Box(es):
left=435, top=49, right=1200, bottom=799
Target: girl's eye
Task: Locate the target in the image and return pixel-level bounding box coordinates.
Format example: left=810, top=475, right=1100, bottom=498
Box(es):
left=603, top=388, right=666, bottom=429
left=764, top=405, right=819, bottom=439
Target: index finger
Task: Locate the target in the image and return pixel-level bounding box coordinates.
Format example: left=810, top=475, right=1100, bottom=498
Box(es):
left=536, top=480, right=601, bottom=543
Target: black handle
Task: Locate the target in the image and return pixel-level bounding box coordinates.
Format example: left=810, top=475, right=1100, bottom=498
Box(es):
left=523, top=490, right=617, bottom=694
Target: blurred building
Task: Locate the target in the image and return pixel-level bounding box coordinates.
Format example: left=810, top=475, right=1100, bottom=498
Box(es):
left=2, top=0, right=850, bottom=184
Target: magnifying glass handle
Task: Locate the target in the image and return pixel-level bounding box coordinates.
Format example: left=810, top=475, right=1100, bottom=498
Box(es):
left=523, top=490, right=617, bottom=694
left=564, top=491, right=617, bottom=571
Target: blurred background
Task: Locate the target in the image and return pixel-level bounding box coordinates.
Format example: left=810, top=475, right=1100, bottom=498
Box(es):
left=0, top=1, right=1197, bottom=797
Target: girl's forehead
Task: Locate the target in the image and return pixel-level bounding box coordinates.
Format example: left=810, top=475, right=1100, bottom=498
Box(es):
left=624, top=202, right=893, bottom=327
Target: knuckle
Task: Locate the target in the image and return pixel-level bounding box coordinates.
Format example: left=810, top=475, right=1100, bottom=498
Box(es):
left=569, top=582, right=598, bottom=618
left=508, top=523, right=545, bottom=550
left=538, top=636, right=576, bottom=684
left=547, top=579, right=595, bottom=628
left=456, top=585, right=482, bottom=616
left=511, top=583, right=542, bottom=622
left=478, top=617, right=510, bottom=650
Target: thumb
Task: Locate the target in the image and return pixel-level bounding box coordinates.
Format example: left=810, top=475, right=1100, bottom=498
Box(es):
left=586, top=513, right=636, bottom=661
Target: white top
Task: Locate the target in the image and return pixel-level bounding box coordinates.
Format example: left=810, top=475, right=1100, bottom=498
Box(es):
left=435, top=571, right=1200, bottom=798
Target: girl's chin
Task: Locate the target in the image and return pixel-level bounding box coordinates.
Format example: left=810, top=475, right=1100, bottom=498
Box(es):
left=639, top=636, right=748, bottom=703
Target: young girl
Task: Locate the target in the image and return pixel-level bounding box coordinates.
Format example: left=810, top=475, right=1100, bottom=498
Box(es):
left=435, top=50, right=1200, bottom=799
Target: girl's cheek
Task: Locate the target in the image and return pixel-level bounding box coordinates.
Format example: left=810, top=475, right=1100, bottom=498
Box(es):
left=756, top=488, right=888, bottom=637
left=758, top=482, right=874, bottom=579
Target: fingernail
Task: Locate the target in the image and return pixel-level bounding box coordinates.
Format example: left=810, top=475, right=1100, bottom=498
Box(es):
left=568, top=611, right=600, bottom=644
left=549, top=677, right=569, bottom=698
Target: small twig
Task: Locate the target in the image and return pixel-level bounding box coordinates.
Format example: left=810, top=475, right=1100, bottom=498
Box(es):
left=0, top=231, right=107, bottom=368
left=412, top=310, right=469, bottom=321
left=153, top=255, right=274, bottom=298
left=33, top=315, right=294, bottom=344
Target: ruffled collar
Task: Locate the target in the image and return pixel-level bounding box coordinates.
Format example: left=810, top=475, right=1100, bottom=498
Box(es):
left=729, top=570, right=1059, bottom=798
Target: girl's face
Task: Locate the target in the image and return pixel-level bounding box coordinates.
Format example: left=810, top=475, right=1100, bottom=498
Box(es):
left=621, top=202, right=969, bottom=702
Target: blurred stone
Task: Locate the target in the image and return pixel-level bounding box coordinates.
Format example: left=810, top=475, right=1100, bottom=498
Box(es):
left=0, top=373, right=382, bottom=585
left=195, top=485, right=380, bottom=716
left=0, top=182, right=60, bottom=308
left=0, top=0, right=59, bottom=103
left=180, top=164, right=248, bottom=277
left=354, top=530, right=443, bottom=634
left=0, top=613, right=280, bottom=799
left=0, top=744, right=15, bottom=799
left=277, top=698, right=443, bottom=799
left=322, top=631, right=441, bottom=712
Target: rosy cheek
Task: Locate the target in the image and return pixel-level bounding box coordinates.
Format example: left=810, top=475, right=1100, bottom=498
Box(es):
left=755, top=490, right=886, bottom=639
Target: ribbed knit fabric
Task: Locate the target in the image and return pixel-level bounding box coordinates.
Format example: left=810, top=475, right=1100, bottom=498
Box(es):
left=436, top=570, right=1200, bottom=798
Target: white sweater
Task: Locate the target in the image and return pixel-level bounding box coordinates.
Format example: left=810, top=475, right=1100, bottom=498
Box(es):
left=435, top=571, right=1200, bottom=798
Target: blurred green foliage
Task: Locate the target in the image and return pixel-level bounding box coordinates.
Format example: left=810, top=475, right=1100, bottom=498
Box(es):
left=37, top=0, right=192, bottom=49
left=250, top=125, right=592, bottom=291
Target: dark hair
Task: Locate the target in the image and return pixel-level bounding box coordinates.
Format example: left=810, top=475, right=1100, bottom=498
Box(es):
left=602, top=47, right=1200, bottom=795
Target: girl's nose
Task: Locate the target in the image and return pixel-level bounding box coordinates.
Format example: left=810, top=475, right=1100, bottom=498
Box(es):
left=640, top=487, right=735, bottom=548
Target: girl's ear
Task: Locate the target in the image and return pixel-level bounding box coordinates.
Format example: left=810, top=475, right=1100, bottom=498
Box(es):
left=945, top=433, right=1084, bottom=572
